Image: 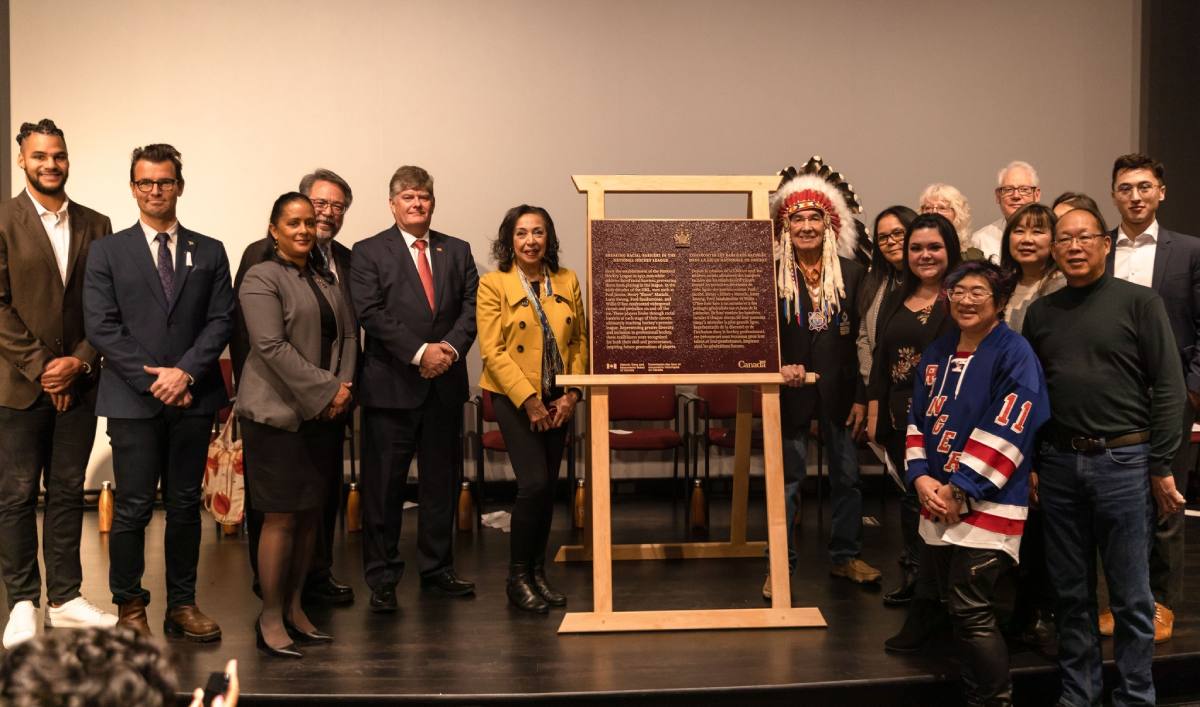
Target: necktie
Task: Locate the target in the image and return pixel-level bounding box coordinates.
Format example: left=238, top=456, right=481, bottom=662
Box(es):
left=156, top=232, right=175, bottom=301
left=413, top=239, right=435, bottom=310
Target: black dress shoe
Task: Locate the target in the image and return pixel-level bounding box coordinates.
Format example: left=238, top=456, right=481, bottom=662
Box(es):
left=420, top=570, right=475, bottom=597
left=369, top=585, right=398, bottom=613
left=303, top=577, right=354, bottom=606
left=284, top=616, right=334, bottom=644
left=256, top=617, right=302, bottom=659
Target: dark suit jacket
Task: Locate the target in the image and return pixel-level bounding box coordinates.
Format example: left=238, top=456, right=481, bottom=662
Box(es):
left=231, top=237, right=354, bottom=384
left=779, top=257, right=867, bottom=435
left=0, top=191, right=112, bottom=409
left=350, top=225, right=478, bottom=409
left=1106, top=226, right=1200, bottom=392
left=83, top=223, right=235, bottom=418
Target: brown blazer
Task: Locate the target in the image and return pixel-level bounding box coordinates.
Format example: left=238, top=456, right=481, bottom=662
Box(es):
left=0, top=190, right=112, bottom=409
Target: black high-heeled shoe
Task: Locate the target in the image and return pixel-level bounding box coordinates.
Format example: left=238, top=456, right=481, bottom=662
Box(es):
left=284, top=616, right=334, bottom=644
left=256, top=616, right=303, bottom=659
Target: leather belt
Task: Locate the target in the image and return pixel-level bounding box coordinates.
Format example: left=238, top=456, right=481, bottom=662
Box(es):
left=1047, top=429, right=1151, bottom=454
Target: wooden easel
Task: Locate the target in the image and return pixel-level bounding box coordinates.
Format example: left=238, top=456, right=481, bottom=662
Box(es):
left=554, top=175, right=825, bottom=633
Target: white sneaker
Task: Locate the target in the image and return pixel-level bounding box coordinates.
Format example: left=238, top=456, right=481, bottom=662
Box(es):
left=45, top=596, right=118, bottom=629
left=3, top=600, right=37, bottom=648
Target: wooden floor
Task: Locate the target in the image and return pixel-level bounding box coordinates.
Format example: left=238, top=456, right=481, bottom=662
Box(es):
left=7, top=485, right=1200, bottom=705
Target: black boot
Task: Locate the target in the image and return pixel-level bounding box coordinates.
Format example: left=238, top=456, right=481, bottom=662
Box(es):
left=1018, top=608, right=1058, bottom=658
left=531, top=559, right=567, bottom=606
left=884, top=598, right=948, bottom=653
left=883, top=564, right=918, bottom=607
left=507, top=563, right=549, bottom=614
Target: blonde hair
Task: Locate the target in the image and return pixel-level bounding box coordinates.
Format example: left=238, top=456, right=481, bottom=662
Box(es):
left=918, top=183, right=972, bottom=240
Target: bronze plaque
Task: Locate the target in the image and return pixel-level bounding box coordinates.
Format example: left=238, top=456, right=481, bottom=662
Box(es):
left=590, top=219, right=780, bottom=375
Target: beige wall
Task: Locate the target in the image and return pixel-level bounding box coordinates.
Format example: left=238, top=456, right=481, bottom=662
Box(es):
left=11, top=0, right=1140, bottom=481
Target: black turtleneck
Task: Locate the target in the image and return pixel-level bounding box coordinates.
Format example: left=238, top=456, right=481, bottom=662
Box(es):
left=1023, top=274, right=1184, bottom=475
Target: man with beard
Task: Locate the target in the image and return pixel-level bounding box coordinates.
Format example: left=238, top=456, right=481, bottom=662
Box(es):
left=231, top=168, right=357, bottom=606
left=84, top=143, right=234, bottom=640
left=0, top=119, right=117, bottom=648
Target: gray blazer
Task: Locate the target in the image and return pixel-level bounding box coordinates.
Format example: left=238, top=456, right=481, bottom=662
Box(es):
left=234, top=259, right=357, bottom=431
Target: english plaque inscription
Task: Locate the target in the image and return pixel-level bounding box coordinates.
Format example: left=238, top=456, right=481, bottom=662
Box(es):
left=591, top=220, right=780, bottom=375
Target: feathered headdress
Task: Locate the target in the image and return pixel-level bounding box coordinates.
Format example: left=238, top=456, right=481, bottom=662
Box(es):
left=769, top=156, right=864, bottom=323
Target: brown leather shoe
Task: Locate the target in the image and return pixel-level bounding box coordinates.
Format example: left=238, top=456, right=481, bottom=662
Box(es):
left=164, top=605, right=221, bottom=642
left=1098, top=609, right=1114, bottom=637
left=117, top=598, right=151, bottom=637
left=1154, top=602, right=1174, bottom=644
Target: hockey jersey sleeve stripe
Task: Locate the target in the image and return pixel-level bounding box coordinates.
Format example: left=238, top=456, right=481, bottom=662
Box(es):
left=968, top=428, right=1024, bottom=468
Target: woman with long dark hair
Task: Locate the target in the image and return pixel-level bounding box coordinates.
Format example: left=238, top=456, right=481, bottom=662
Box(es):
left=858, top=206, right=918, bottom=385
left=236, top=192, right=356, bottom=657
left=867, top=213, right=962, bottom=608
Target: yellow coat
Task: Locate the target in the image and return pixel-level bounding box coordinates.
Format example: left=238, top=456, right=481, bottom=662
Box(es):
left=477, top=267, right=589, bottom=406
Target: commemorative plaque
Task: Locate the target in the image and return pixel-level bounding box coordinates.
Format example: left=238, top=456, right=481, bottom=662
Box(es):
left=590, top=219, right=780, bottom=375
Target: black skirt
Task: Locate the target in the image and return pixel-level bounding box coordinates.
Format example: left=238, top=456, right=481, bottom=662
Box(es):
left=241, top=417, right=343, bottom=513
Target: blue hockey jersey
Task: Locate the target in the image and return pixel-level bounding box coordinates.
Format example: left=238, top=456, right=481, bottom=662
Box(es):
left=904, top=322, right=1050, bottom=561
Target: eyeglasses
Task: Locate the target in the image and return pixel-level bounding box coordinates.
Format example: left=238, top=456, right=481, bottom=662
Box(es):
left=877, top=228, right=906, bottom=244
left=946, top=286, right=993, bottom=303
left=310, top=198, right=347, bottom=215
left=1053, top=233, right=1103, bottom=248
left=1114, top=182, right=1160, bottom=199
left=996, top=185, right=1037, bottom=198
left=133, top=179, right=179, bottom=193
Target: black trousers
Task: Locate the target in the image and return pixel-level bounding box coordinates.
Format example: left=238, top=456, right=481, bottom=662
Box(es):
left=360, top=390, right=461, bottom=591
left=1149, top=402, right=1194, bottom=609
left=930, top=544, right=1015, bottom=707
left=885, top=436, right=924, bottom=581
left=246, top=418, right=346, bottom=586
left=107, top=411, right=211, bottom=608
left=491, top=394, right=568, bottom=565
left=0, top=394, right=95, bottom=609
left=1011, top=508, right=1055, bottom=624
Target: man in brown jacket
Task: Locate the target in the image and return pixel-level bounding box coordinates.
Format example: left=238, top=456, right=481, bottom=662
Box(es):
left=0, top=119, right=116, bottom=648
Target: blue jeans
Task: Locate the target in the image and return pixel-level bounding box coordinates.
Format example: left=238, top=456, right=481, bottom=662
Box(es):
left=1038, top=442, right=1156, bottom=707
left=782, top=414, right=863, bottom=570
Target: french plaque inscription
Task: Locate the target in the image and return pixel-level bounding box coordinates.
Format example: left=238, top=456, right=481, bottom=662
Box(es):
left=591, top=220, right=780, bottom=375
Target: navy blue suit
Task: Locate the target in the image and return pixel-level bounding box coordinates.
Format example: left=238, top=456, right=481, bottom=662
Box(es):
left=84, top=223, right=234, bottom=609
left=350, top=225, right=477, bottom=587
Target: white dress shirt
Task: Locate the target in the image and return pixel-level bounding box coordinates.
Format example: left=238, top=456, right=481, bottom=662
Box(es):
left=139, top=219, right=181, bottom=265
left=27, top=189, right=71, bottom=284
left=970, top=218, right=1005, bottom=264
left=1114, top=219, right=1159, bottom=288
left=398, top=228, right=458, bottom=365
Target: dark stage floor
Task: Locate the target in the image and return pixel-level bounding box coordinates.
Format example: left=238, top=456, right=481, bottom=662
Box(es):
left=7, top=486, right=1200, bottom=705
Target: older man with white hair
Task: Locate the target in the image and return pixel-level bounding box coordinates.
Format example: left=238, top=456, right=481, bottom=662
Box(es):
left=971, top=161, right=1041, bottom=262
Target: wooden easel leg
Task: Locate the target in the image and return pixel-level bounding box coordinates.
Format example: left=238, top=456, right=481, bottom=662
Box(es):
left=729, top=386, right=753, bottom=545
left=760, top=386, right=791, bottom=606
left=590, top=387, right=612, bottom=613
